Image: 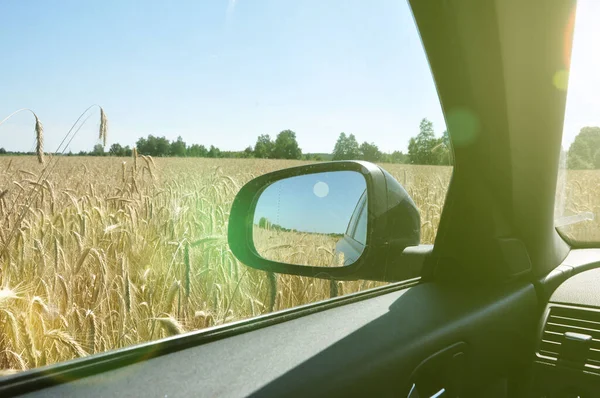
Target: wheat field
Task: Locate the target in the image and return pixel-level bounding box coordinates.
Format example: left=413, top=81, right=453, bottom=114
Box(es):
left=253, top=227, right=345, bottom=267
left=1, top=155, right=593, bottom=375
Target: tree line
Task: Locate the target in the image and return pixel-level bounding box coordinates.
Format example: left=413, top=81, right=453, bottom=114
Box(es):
left=70, top=118, right=452, bottom=165
left=3, top=118, right=599, bottom=168
left=0, top=118, right=451, bottom=164
left=257, top=216, right=343, bottom=237
left=330, top=119, right=452, bottom=165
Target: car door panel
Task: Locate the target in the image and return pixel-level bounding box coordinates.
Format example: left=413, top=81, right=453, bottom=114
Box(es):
left=12, top=280, right=538, bottom=398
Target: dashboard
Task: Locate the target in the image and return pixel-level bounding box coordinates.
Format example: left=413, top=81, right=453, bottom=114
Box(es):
left=534, top=263, right=600, bottom=398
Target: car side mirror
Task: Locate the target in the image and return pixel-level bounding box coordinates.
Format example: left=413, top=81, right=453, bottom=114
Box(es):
left=228, top=161, right=422, bottom=282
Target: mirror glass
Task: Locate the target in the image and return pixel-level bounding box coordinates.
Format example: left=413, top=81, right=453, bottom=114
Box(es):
left=253, top=171, right=367, bottom=267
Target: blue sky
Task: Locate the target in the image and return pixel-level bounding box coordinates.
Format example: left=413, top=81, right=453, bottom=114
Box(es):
left=0, top=0, right=446, bottom=154
left=254, top=171, right=366, bottom=234
left=1, top=1, right=597, bottom=154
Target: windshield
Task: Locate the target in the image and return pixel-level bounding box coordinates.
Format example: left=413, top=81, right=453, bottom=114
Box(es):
left=556, top=0, right=600, bottom=242
left=0, top=1, right=451, bottom=374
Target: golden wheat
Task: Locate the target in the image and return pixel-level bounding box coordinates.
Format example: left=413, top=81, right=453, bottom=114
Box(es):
left=0, top=156, right=457, bottom=373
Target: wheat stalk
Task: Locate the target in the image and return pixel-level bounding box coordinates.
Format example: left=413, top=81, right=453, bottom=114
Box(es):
left=99, top=108, right=108, bottom=147
left=35, top=116, right=44, bottom=164
left=132, top=147, right=138, bottom=171
left=184, top=242, right=191, bottom=299
left=0, top=108, right=45, bottom=164
left=124, top=272, right=131, bottom=313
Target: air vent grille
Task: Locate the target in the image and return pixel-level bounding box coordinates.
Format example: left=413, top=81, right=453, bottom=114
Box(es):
left=539, top=306, right=600, bottom=373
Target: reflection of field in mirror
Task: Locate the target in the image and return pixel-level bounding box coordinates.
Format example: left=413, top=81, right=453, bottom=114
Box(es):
left=253, top=226, right=345, bottom=267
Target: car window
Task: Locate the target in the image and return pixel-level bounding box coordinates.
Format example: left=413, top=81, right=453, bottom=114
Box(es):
left=0, top=1, right=451, bottom=373
left=556, top=0, right=600, bottom=242
left=346, top=190, right=367, bottom=237
left=352, top=199, right=368, bottom=245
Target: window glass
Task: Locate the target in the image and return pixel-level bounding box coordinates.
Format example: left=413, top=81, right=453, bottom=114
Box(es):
left=557, top=0, right=600, bottom=242
left=353, top=200, right=368, bottom=245
left=0, top=1, right=450, bottom=373
left=346, top=190, right=366, bottom=236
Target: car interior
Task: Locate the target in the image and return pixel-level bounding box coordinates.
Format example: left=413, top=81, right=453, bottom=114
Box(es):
left=2, top=0, right=600, bottom=397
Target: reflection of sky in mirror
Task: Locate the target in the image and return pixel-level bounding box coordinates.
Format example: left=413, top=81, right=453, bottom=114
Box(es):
left=254, top=171, right=366, bottom=234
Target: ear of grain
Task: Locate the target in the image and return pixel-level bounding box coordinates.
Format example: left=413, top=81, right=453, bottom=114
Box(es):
left=155, top=316, right=185, bottom=336
left=1, top=309, right=20, bottom=350
left=56, top=275, right=69, bottom=314
left=45, top=330, right=87, bottom=358
left=18, top=314, right=37, bottom=367
left=74, top=248, right=92, bottom=274
left=86, top=310, right=97, bottom=354
left=165, top=280, right=180, bottom=314
left=35, top=116, right=44, bottom=164
left=31, top=296, right=50, bottom=317
left=99, top=108, right=108, bottom=147
left=132, top=147, right=138, bottom=171
left=4, top=350, right=26, bottom=371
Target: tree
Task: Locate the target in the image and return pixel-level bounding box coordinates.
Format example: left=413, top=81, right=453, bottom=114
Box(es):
left=188, top=144, right=208, bottom=157
left=123, top=145, right=133, bottom=157
left=408, top=118, right=441, bottom=165
left=254, top=134, right=274, bottom=158
left=258, top=217, right=271, bottom=229
left=430, top=131, right=453, bottom=165
left=359, top=142, right=382, bottom=162
left=332, top=133, right=360, bottom=160
left=0, top=148, right=6, bottom=155
left=567, top=154, right=592, bottom=170
left=136, top=136, right=153, bottom=156
left=242, top=146, right=254, bottom=158
left=109, top=143, right=124, bottom=156
left=170, top=136, right=187, bottom=157
left=155, top=136, right=170, bottom=157
left=136, top=135, right=171, bottom=156
left=391, top=150, right=408, bottom=164
left=567, top=126, right=600, bottom=169
left=272, top=130, right=302, bottom=159
left=207, top=145, right=221, bottom=158
left=440, top=130, right=453, bottom=165
left=90, top=144, right=105, bottom=156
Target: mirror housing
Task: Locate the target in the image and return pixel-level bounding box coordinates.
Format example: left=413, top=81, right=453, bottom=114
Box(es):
left=228, top=161, right=421, bottom=282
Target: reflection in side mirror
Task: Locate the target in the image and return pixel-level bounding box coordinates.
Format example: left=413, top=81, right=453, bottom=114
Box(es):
left=228, top=160, right=422, bottom=282
left=253, top=171, right=367, bottom=267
